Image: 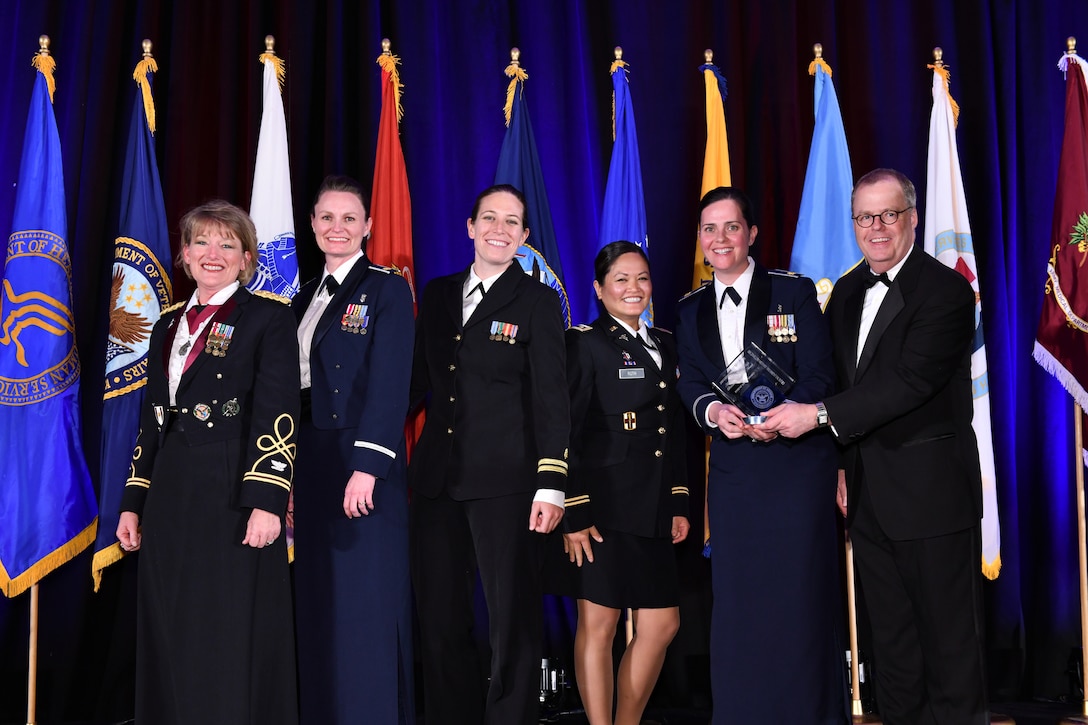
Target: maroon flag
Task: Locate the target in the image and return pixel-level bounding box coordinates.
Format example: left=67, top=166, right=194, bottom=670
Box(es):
left=1035, top=54, right=1088, bottom=409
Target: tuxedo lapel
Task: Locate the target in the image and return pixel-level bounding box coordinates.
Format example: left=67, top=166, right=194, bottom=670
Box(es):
left=744, top=265, right=771, bottom=351
left=161, top=308, right=183, bottom=377
left=695, top=285, right=727, bottom=371
left=177, top=293, right=242, bottom=392
left=465, top=264, right=523, bottom=329
left=313, top=258, right=370, bottom=347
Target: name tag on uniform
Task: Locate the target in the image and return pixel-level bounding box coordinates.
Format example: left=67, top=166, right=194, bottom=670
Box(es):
left=618, top=368, right=645, bottom=379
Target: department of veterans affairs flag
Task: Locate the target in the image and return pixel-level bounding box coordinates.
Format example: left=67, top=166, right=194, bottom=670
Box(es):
left=0, top=45, right=97, bottom=597
left=1036, top=52, right=1088, bottom=422
left=248, top=40, right=299, bottom=298
left=597, top=50, right=652, bottom=328
left=494, top=50, right=571, bottom=327
left=790, top=53, right=858, bottom=308
left=93, top=49, right=173, bottom=591
left=925, top=60, right=1001, bottom=579
left=692, top=53, right=732, bottom=288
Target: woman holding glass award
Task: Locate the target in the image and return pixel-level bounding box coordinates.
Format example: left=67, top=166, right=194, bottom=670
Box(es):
left=674, top=187, right=847, bottom=724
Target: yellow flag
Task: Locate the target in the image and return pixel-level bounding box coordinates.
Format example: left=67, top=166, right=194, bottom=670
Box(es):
left=693, top=60, right=732, bottom=286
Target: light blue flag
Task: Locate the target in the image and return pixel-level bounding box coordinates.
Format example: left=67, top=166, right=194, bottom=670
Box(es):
left=0, top=49, right=98, bottom=597
left=597, top=56, right=651, bottom=328
left=790, top=57, right=858, bottom=306
left=495, top=56, right=570, bottom=326
left=93, top=53, right=173, bottom=590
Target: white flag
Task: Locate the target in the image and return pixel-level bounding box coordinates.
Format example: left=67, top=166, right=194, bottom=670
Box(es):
left=248, top=51, right=298, bottom=298
left=924, top=63, right=1001, bottom=579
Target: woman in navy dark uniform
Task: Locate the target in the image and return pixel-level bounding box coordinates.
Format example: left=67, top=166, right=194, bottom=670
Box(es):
left=408, top=184, right=569, bottom=725
left=291, top=175, right=416, bottom=724
left=116, top=200, right=299, bottom=725
left=559, top=241, right=690, bottom=725
left=674, top=187, right=847, bottom=724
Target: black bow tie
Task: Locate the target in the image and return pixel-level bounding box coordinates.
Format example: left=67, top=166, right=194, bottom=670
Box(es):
left=719, top=286, right=742, bottom=308
left=863, top=272, right=891, bottom=289
left=322, top=276, right=340, bottom=296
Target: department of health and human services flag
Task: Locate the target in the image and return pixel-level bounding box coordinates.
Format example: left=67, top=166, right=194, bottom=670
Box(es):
left=0, top=41, right=97, bottom=598
left=1036, top=51, right=1088, bottom=427
left=790, top=49, right=858, bottom=308
left=597, top=48, right=652, bottom=328
left=692, top=50, right=732, bottom=288
left=248, top=37, right=299, bottom=299
left=93, top=46, right=173, bottom=591
left=924, top=56, right=1001, bottom=580
left=494, top=48, right=571, bottom=327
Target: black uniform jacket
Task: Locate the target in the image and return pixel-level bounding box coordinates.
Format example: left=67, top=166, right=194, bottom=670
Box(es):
left=562, top=317, right=689, bottom=537
left=293, top=257, right=414, bottom=479
left=408, top=263, right=569, bottom=500
left=824, top=249, right=982, bottom=540
left=122, top=288, right=300, bottom=517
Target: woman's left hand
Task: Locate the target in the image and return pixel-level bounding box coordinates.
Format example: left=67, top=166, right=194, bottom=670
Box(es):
left=242, top=508, right=282, bottom=549
left=671, top=516, right=690, bottom=544
left=343, top=470, right=377, bottom=518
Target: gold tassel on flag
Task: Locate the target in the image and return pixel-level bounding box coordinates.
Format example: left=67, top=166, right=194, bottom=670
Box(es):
left=258, top=35, right=286, bottom=90
left=133, top=40, right=159, bottom=135
left=928, top=47, right=961, bottom=127
left=503, top=47, right=528, bottom=127
left=610, top=47, right=628, bottom=142
left=376, top=39, right=404, bottom=123
left=31, top=35, right=56, bottom=102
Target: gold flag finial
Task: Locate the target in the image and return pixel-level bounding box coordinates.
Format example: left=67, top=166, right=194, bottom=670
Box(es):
left=265, top=35, right=275, bottom=53
left=614, top=46, right=623, bottom=61
left=38, top=35, right=50, bottom=55
left=510, top=47, right=521, bottom=65
left=259, top=34, right=285, bottom=91
left=933, top=46, right=945, bottom=68
left=375, top=39, right=403, bottom=123
left=704, top=49, right=714, bottom=64
left=33, top=35, right=57, bottom=101
left=133, top=39, right=160, bottom=134
left=381, top=38, right=392, bottom=55
left=813, top=43, right=823, bottom=59
left=142, top=39, right=153, bottom=58
left=503, top=48, right=527, bottom=126
left=1068, top=36, right=1078, bottom=55
left=808, top=43, right=832, bottom=76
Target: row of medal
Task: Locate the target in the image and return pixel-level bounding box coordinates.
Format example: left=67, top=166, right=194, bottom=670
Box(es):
left=341, top=304, right=370, bottom=334
left=767, top=314, right=797, bottom=343
left=490, top=321, right=519, bottom=344
left=205, top=323, right=234, bottom=357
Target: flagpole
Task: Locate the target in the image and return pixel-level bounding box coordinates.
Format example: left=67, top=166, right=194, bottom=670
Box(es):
left=27, top=583, right=38, bottom=725
left=1061, top=399, right=1088, bottom=724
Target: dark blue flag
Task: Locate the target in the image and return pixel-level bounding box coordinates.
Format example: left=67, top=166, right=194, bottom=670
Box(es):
left=597, top=54, right=651, bottom=327
left=0, top=46, right=97, bottom=597
left=494, top=55, right=570, bottom=326
left=93, top=53, right=173, bottom=590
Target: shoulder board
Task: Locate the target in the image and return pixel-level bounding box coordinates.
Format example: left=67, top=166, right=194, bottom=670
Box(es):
left=162, top=300, right=185, bottom=314
left=678, top=282, right=711, bottom=302
left=251, top=289, right=292, bottom=305
left=768, top=268, right=801, bottom=278
left=651, top=326, right=673, bottom=336
left=368, top=263, right=401, bottom=276
left=571, top=324, right=593, bottom=332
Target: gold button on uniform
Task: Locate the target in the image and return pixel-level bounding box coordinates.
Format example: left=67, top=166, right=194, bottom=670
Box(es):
left=448, top=364, right=456, bottom=371
left=658, top=427, right=666, bottom=434
left=658, top=381, right=666, bottom=389
left=657, top=404, right=665, bottom=411
left=654, top=450, right=663, bottom=457
left=447, top=428, right=454, bottom=434
left=454, top=334, right=462, bottom=341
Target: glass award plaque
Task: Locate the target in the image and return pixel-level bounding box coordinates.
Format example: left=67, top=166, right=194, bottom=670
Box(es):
left=711, top=342, right=796, bottom=424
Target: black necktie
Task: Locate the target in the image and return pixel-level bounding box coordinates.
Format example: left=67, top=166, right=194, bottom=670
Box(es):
left=863, top=272, right=891, bottom=289
left=720, top=286, right=741, bottom=308
left=322, top=276, right=340, bottom=296
left=640, top=334, right=657, bottom=351
left=467, top=282, right=486, bottom=299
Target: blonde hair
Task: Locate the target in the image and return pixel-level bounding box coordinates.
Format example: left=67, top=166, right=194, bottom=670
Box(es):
left=176, top=199, right=259, bottom=284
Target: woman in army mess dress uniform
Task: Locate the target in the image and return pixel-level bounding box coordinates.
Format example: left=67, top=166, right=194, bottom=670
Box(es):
left=116, top=200, right=299, bottom=725
left=408, top=183, right=569, bottom=725
left=559, top=241, right=690, bottom=725
left=291, top=175, right=416, bottom=724
left=674, top=186, right=847, bottom=724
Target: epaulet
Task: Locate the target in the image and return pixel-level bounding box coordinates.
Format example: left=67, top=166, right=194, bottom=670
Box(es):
left=678, top=282, right=711, bottom=302
left=651, top=326, right=673, bottom=336
left=571, top=324, right=593, bottom=332
left=369, top=263, right=400, bottom=276
left=251, top=289, right=292, bottom=305
left=162, top=300, right=185, bottom=314
left=768, top=268, right=801, bottom=278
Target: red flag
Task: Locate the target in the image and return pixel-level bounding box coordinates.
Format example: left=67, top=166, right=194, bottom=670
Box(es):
left=1034, top=55, right=1088, bottom=409
left=370, top=46, right=417, bottom=309
left=369, top=42, right=423, bottom=455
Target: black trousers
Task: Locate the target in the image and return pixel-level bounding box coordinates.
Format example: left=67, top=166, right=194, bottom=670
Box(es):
left=410, top=489, right=544, bottom=725
left=850, top=480, right=988, bottom=725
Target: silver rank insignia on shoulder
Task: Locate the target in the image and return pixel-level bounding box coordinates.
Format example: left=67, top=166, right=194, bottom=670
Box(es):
left=205, top=323, right=235, bottom=356
left=342, top=304, right=369, bottom=334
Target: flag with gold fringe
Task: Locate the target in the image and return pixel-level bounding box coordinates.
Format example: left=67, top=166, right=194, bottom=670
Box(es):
left=93, top=46, right=173, bottom=590
left=494, top=49, right=571, bottom=326
left=248, top=38, right=299, bottom=298
left=692, top=52, right=732, bottom=288
left=597, top=49, right=652, bottom=327
left=1035, top=52, right=1088, bottom=431
left=369, top=40, right=425, bottom=462
left=790, top=50, right=858, bottom=308
left=0, top=41, right=97, bottom=597
left=924, top=56, right=1001, bottom=579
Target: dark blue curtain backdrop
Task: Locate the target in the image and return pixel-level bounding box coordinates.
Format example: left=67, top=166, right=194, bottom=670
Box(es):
left=1, top=0, right=1086, bottom=719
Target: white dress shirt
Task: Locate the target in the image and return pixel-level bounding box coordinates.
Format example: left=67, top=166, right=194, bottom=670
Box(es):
left=856, top=248, right=913, bottom=365
left=168, top=282, right=239, bottom=404
left=298, top=250, right=364, bottom=388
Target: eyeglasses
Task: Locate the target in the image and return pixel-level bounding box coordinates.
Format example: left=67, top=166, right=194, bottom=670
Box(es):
left=852, top=207, right=913, bottom=228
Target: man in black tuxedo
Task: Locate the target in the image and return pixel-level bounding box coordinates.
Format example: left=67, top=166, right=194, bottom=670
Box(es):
left=764, top=168, right=987, bottom=724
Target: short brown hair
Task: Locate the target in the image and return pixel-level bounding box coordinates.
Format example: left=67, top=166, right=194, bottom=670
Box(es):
left=175, top=199, right=259, bottom=284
